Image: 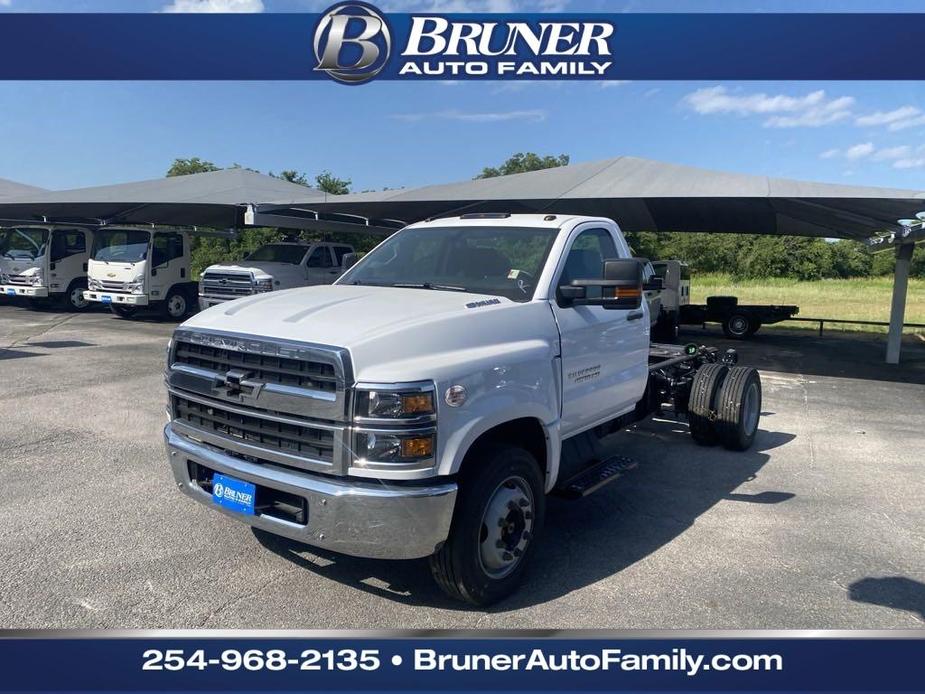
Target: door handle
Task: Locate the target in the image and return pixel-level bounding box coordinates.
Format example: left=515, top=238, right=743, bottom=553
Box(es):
left=627, top=311, right=645, bottom=321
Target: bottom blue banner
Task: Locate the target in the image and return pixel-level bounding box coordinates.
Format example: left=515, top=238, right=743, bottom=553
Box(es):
left=0, top=634, right=921, bottom=691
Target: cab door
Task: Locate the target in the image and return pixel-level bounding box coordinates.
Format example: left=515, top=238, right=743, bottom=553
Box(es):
left=304, top=245, right=340, bottom=285
left=550, top=225, right=650, bottom=437
left=48, top=228, right=89, bottom=294
left=148, top=231, right=188, bottom=301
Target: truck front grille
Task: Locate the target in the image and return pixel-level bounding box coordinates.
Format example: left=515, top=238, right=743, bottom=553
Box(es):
left=200, top=272, right=254, bottom=299
left=172, top=393, right=336, bottom=464
left=5, top=275, right=32, bottom=286
left=100, top=280, right=127, bottom=292
left=174, top=340, right=337, bottom=393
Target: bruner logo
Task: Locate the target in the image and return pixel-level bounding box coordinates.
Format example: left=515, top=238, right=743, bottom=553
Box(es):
left=213, top=483, right=225, bottom=498
left=313, top=2, right=391, bottom=84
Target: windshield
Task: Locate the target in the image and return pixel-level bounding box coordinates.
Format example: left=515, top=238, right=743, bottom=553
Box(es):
left=0, top=227, right=48, bottom=261
left=340, top=226, right=558, bottom=302
left=92, top=229, right=150, bottom=263
left=246, top=244, right=309, bottom=264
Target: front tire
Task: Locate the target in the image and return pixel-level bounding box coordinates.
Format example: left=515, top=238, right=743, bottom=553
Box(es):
left=162, top=289, right=189, bottom=321
left=63, top=280, right=89, bottom=311
left=429, top=444, right=545, bottom=606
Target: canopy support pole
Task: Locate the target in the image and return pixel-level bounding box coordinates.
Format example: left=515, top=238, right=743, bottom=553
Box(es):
left=886, top=242, right=914, bottom=365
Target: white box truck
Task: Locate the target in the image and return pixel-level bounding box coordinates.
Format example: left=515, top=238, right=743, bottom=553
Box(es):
left=163, top=214, right=761, bottom=604
left=0, top=225, right=94, bottom=311
left=84, top=227, right=197, bottom=320
left=198, top=240, right=355, bottom=311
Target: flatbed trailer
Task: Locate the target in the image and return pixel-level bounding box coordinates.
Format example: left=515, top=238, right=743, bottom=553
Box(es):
left=679, top=296, right=799, bottom=339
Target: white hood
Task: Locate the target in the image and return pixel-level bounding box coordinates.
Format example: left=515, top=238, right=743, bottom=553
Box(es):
left=0, top=256, right=42, bottom=277
left=181, top=284, right=559, bottom=383
left=88, top=259, right=146, bottom=282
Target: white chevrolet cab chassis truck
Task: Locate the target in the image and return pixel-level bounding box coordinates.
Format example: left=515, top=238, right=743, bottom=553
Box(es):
left=0, top=225, right=94, bottom=311
left=84, top=227, right=197, bottom=320
left=198, top=241, right=355, bottom=311
left=163, top=214, right=762, bottom=605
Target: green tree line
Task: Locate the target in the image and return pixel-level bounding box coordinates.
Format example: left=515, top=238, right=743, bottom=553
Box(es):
left=169, top=155, right=924, bottom=280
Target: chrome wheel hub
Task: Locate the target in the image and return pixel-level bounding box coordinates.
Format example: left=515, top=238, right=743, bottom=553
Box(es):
left=168, top=295, right=186, bottom=317
left=478, top=476, right=534, bottom=579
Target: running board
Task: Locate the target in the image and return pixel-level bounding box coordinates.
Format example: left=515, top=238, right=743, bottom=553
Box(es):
left=553, top=455, right=639, bottom=499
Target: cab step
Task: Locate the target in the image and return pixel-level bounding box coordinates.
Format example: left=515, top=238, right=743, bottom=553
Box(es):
left=554, top=455, right=639, bottom=499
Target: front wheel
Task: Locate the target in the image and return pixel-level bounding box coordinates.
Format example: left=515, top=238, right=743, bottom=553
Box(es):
left=722, top=312, right=753, bottom=339
left=162, top=289, right=189, bottom=321
left=63, top=281, right=89, bottom=311
left=429, top=444, right=545, bottom=606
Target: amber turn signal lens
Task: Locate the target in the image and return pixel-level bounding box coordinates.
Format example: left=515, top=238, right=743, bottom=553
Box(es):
left=401, top=392, right=434, bottom=414
left=400, top=436, right=434, bottom=459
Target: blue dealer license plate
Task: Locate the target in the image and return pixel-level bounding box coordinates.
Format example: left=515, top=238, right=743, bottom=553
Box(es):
left=212, top=473, right=256, bottom=515
left=5, top=289, right=14, bottom=296
left=100, top=295, right=112, bottom=303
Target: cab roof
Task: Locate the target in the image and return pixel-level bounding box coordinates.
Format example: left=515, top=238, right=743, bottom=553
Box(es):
left=407, top=213, right=608, bottom=230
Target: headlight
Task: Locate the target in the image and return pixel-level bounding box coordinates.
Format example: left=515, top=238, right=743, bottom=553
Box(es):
left=355, top=432, right=435, bottom=463
left=254, top=278, right=274, bottom=293
left=127, top=281, right=144, bottom=295
left=30, top=271, right=44, bottom=286
left=88, top=278, right=102, bottom=290
left=355, top=387, right=435, bottom=419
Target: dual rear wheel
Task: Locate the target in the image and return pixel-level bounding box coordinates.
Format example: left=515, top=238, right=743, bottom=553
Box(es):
left=688, top=364, right=762, bottom=450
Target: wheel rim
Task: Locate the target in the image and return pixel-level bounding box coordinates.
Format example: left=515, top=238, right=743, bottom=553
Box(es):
left=70, top=287, right=88, bottom=310
left=743, top=381, right=760, bottom=433
left=478, top=475, right=535, bottom=579
left=730, top=316, right=748, bottom=335
left=167, top=294, right=186, bottom=318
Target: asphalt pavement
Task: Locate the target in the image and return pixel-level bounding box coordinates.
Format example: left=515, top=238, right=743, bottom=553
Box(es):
left=0, top=300, right=923, bottom=629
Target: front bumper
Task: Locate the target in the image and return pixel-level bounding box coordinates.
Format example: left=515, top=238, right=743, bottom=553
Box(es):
left=164, top=423, right=458, bottom=560
left=84, top=291, right=149, bottom=306
left=198, top=296, right=231, bottom=311
left=1, top=284, right=48, bottom=298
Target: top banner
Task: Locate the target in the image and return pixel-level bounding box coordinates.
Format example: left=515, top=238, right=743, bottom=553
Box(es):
left=1, top=7, right=925, bottom=82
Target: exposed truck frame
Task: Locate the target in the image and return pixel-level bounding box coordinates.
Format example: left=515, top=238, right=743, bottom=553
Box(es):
left=163, top=214, right=763, bottom=605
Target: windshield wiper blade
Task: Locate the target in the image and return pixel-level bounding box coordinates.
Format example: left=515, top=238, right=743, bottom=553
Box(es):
left=391, top=282, right=468, bottom=293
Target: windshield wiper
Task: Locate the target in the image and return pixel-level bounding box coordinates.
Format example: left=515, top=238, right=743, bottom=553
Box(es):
left=391, top=282, right=469, bottom=293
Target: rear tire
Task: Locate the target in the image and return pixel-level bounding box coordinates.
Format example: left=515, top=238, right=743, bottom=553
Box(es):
left=715, top=367, right=762, bottom=451
left=722, top=312, right=752, bottom=339
left=110, top=305, right=138, bottom=319
left=688, top=363, right=728, bottom=446
left=429, top=443, right=545, bottom=606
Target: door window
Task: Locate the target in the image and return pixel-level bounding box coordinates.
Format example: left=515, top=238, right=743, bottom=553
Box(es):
left=152, top=233, right=184, bottom=267
left=51, top=230, right=87, bottom=261
left=332, top=246, right=352, bottom=266
left=558, top=228, right=619, bottom=303
left=307, top=246, right=334, bottom=268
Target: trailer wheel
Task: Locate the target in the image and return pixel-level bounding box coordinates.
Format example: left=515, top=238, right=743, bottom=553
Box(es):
left=688, top=363, right=728, bottom=445
left=716, top=367, right=762, bottom=451
left=429, top=443, right=545, bottom=606
left=722, top=313, right=752, bottom=339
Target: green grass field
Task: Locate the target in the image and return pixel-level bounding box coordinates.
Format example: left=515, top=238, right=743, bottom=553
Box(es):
left=690, top=274, right=925, bottom=334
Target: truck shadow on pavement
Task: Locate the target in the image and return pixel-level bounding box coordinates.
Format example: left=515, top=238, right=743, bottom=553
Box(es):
left=848, top=577, right=925, bottom=623
left=253, top=420, right=796, bottom=612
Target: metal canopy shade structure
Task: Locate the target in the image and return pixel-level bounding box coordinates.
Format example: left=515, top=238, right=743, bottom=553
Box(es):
left=0, top=168, right=332, bottom=228
left=255, top=156, right=925, bottom=241
left=255, top=155, right=925, bottom=364
left=0, top=177, right=45, bottom=199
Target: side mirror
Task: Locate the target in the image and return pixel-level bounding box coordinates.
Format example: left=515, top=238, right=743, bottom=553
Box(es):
left=643, top=276, right=664, bottom=291
left=561, top=258, right=643, bottom=310
left=341, top=252, right=360, bottom=271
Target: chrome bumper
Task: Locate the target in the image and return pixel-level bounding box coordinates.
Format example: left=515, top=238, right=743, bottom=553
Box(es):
left=164, top=423, right=458, bottom=560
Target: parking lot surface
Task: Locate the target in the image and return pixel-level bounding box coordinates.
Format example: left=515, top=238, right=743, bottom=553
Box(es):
left=1, top=301, right=923, bottom=629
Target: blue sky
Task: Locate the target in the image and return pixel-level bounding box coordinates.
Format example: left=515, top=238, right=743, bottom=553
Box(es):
left=0, top=0, right=924, bottom=193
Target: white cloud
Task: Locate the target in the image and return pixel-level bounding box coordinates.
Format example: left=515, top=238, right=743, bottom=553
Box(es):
left=163, top=0, right=264, bottom=12
left=820, top=148, right=840, bottom=160
left=682, top=86, right=855, bottom=128
left=391, top=109, right=546, bottom=123
left=855, top=105, right=925, bottom=131
left=844, top=142, right=875, bottom=160
left=872, top=145, right=912, bottom=161
left=600, top=80, right=631, bottom=89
